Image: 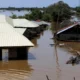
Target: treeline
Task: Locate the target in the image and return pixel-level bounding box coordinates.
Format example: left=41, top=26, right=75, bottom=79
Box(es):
left=0, top=7, right=45, bottom=11
left=74, top=7, right=80, bottom=17
left=46, top=1, right=75, bottom=22
left=11, top=7, right=51, bottom=22
left=10, top=1, right=79, bottom=23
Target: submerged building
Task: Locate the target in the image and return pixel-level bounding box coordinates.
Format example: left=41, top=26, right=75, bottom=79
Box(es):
left=0, top=15, right=34, bottom=60
left=13, top=19, right=40, bottom=39
left=32, top=20, right=50, bottom=31
left=56, top=22, right=80, bottom=41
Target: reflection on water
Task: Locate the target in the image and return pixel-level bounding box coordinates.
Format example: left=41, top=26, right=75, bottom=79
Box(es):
left=0, top=60, right=33, bottom=80
left=57, top=41, right=80, bottom=55
left=57, top=41, right=80, bottom=66
left=54, top=44, right=61, bottom=80
left=28, top=29, right=80, bottom=80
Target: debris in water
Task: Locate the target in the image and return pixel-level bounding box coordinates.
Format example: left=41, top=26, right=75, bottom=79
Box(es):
left=58, top=43, right=65, bottom=47
left=50, top=37, right=54, bottom=39
left=66, top=55, right=80, bottom=65
left=50, top=43, right=55, bottom=46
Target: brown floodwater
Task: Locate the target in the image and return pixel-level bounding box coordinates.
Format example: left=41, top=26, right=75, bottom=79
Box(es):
left=0, top=29, right=80, bottom=80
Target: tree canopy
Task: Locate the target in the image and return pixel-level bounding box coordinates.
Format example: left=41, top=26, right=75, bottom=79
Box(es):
left=9, top=1, right=74, bottom=22
left=24, top=8, right=43, bottom=20
left=45, top=1, right=72, bottom=22
left=75, top=7, right=80, bottom=12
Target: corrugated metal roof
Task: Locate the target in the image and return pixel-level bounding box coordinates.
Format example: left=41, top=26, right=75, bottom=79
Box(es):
left=13, top=19, right=39, bottom=28
left=14, top=28, right=26, bottom=34
left=57, top=23, right=79, bottom=34
left=0, top=22, right=34, bottom=47
left=31, top=21, right=50, bottom=26
left=0, top=14, right=14, bottom=26
left=41, top=21, right=51, bottom=26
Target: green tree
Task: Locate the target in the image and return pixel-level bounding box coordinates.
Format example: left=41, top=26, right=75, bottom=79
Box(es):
left=10, top=14, right=17, bottom=19
left=42, top=13, right=51, bottom=22
left=24, top=9, right=43, bottom=20
left=75, top=7, right=80, bottom=12
left=46, top=1, right=72, bottom=22
left=18, top=16, right=25, bottom=18
left=31, top=9, right=42, bottom=20
left=24, top=14, right=33, bottom=20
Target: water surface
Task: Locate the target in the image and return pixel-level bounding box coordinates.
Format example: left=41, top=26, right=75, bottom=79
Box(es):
left=0, top=29, right=80, bottom=80
left=0, top=10, right=31, bottom=16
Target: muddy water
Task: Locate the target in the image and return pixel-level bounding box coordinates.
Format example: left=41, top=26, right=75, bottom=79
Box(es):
left=0, top=29, right=80, bottom=80
left=28, top=29, right=80, bottom=80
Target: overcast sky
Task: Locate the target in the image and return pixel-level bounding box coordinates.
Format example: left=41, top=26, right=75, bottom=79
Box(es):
left=0, top=0, right=79, bottom=7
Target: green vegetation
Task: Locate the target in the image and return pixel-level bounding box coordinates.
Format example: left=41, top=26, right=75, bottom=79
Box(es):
left=9, top=1, right=74, bottom=23
left=24, top=9, right=42, bottom=20
left=74, top=7, right=80, bottom=17
left=75, top=7, right=80, bottom=13
left=10, top=14, right=17, bottom=19
left=9, top=1, right=76, bottom=33
left=45, top=1, right=72, bottom=22
left=0, top=7, right=44, bottom=11
left=9, top=1, right=80, bottom=32
left=42, top=13, right=51, bottom=22
left=9, top=0, right=80, bottom=36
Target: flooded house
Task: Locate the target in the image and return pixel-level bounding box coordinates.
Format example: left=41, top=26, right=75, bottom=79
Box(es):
left=32, top=21, right=50, bottom=31
left=56, top=22, right=80, bottom=41
left=13, top=19, right=40, bottom=39
left=0, top=15, right=34, bottom=60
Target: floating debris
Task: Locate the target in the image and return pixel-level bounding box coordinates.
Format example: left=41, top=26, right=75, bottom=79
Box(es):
left=66, top=55, right=80, bottom=65
left=58, top=43, right=65, bottom=47
left=50, top=37, right=54, bottom=39
left=50, top=43, right=55, bottom=46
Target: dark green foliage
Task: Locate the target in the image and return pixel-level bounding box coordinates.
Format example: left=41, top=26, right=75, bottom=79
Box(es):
left=74, top=7, right=80, bottom=17
left=59, top=20, right=74, bottom=29
left=24, top=14, right=33, bottom=20
left=0, top=7, right=44, bottom=11
left=31, top=9, right=42, bottom=20
left=42, top=13, right=51, bottom=22
left=18, top=16, right=25, bottom=18
left=10, top=14, right=17, bottom=19
left=46, top=1, right=72, bottom=22
left=6, top=1, right=73, bottom=23
left=75, top=7, right=80, bottom=12
left=25, top=9, right=43, bottom=20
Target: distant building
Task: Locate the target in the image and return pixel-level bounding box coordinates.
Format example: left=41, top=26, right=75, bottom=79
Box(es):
left=13, top=19, right=42, bottom=39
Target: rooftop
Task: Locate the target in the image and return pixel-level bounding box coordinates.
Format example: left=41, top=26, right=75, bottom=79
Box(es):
left=0, top=14, right=14, bottom=26
left=57, top=22, right=79, bottom=34
left=0, top=15, right=34, bottom=47
left=15, top=28, right=26, bottom=34
left=13, top=19, right=39, bottom=28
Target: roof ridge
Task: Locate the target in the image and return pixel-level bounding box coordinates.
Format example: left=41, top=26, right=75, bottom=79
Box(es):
left=57, top=22, right=79, bottom=34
